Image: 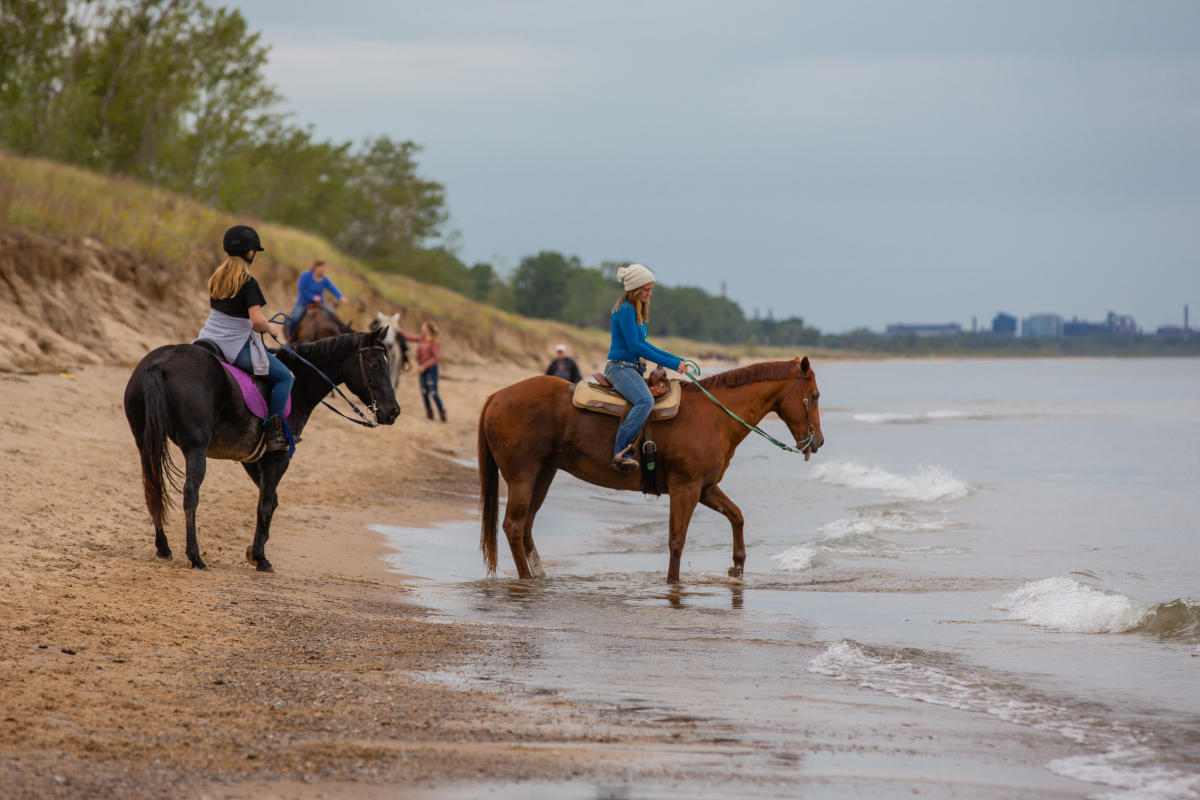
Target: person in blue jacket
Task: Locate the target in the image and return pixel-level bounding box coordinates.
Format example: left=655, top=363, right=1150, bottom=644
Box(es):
left=606, top=263, right=698, bottom=471
left=287, top=260, right=345, bottom=337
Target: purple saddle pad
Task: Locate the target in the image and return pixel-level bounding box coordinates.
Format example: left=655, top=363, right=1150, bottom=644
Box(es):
left=222, top=363, right=291, bottom=420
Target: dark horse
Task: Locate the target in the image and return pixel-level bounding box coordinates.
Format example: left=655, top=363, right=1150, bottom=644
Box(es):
left=291, top=302, right=352, bottom=344
left=478, top=357, right=824, bottom=583
left=124, top=328, right=400, bottom=572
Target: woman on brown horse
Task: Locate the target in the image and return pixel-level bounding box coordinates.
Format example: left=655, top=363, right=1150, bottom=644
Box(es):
left=606, top=263, right=698, bottom=470
left=478, top=356, right=824, bottom=583
left=193, top=225, right=293, bottom=452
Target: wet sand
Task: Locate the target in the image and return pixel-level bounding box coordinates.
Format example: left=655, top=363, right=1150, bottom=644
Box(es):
left=0, top=362, right=1091, bottom=799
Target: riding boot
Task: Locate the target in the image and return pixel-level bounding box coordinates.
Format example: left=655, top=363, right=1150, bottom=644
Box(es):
left=611, top=443, right=639, bottom=472
left=264, top=414, right=289, bottom=453
left=438, top=407, right=447, bottom=423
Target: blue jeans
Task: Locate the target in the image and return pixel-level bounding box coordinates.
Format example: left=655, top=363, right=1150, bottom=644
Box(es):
left=234, top=340, right=295, bottom=418
left=286, top=300, right=308, bottom=336
left=605, top=360, right=652, bottom=458
left=420, top=365, right=444, bottom=417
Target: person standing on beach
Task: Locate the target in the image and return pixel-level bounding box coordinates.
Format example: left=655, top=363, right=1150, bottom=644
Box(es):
left=287, top=259, right=345, bottom=338
left=194, top=225, right=293, bottom=452
left=399, top=321, right=446, bottom=422
left=545, top=343, right=582, bottom=383
left=606, top=264, right=697, bottom=471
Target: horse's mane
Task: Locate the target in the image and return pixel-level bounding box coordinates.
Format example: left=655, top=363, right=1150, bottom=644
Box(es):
left=278, top=331, right=361, bottom=365
left=685, top=360, right=795, bottom=392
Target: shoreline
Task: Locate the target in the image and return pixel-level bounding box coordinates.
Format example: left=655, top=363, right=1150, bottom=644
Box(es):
left=0, top=361, right=647, bottom=798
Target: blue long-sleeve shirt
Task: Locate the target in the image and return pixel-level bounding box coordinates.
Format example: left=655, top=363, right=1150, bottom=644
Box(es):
left=294, top=270, right=343, bottom=306
left=608, top=301, right=682, bottom=371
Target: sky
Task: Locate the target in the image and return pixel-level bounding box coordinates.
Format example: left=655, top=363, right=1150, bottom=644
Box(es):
left=233, top=0, right=1200, bottom=333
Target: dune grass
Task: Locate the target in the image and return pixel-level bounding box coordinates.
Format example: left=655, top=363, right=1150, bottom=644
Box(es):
left=0, top=150, right=842, bottom=365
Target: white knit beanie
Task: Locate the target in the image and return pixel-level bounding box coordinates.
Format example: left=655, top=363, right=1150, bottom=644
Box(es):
left=617, top=263, right=655, bottom=291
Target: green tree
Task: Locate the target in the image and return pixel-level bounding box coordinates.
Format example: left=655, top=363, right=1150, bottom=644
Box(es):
left=512, top=251, right=578, bottom=319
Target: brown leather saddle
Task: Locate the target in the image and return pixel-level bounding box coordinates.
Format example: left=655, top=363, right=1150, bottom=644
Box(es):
left=589, top=366, right=670, bottom=398
left=571, top=366, right=682, bottom=421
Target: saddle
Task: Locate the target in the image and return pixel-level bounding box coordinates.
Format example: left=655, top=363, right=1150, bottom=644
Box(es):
left=571, top=366, right=682, bottom=421
left=193, top=339, right=291, bottom=422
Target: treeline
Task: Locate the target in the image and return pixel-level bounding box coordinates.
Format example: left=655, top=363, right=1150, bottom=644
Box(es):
left=505, top=251, right=821, bottom=346
left=0, top=0, right=451, bottom=278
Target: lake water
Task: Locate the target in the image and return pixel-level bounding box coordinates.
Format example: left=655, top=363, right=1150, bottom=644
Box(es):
left=377, top=358, right=1200, bottom=799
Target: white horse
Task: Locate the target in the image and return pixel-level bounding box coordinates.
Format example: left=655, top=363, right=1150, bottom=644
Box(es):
left=372, top=311, right=409, bottom=389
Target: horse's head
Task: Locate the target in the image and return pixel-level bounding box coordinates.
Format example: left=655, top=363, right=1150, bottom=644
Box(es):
left=374, top=311, right=401, bottom=348
left=342, top=327, right=400, bottom=425
left=773, top=356, right=824, bottom=461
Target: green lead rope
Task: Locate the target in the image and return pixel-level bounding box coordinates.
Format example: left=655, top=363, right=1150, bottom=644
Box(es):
left=679, top=359, right=803, bottom=454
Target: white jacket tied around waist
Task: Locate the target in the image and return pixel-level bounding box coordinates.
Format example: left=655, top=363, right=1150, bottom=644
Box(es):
left=194, top=308, right=269, bottom=375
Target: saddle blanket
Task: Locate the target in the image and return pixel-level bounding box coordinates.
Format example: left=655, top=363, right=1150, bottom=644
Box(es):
left=572, top=378, right=681, bottom=421
left=222, top=362, right=292, bottom=420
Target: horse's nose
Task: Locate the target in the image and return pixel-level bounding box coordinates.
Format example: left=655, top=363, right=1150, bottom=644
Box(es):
left=380, top=406, right=400, bottom=425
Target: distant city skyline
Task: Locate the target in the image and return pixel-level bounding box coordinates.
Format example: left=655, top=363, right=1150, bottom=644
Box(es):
left=233, top=0, right=1199, bottom=332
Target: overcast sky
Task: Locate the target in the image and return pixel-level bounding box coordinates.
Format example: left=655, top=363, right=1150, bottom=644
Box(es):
left=234, top=0, right=1199, bottom=333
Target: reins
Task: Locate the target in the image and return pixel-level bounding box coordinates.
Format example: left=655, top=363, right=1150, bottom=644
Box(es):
left=266, top=313, right=380, bottom=428
left=679, top=359, right=807, bottom=454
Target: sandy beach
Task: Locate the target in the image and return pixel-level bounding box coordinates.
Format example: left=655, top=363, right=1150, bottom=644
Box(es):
left=0, top=359, right=659, bottom=798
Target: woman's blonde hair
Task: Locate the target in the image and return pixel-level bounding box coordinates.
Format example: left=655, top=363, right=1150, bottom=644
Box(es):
left=612, top=289, right=650, bottom=325
left=422, top=320, right=440, bottom=340
left=206, top=256, right=251, bottom=300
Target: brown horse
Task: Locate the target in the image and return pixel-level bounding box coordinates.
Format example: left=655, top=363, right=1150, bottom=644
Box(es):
left=291, top=302, right=352, bottom=344
left=478, top=357, right=824, bottom=583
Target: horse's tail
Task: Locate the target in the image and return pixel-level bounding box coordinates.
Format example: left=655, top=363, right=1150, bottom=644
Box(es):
left=138, top=365, right=183, bottom=528
left=478, top=394, right=499, bottom=576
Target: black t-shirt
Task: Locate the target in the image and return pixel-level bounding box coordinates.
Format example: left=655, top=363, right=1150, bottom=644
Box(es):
left=210, top=277, right=267, bottom=318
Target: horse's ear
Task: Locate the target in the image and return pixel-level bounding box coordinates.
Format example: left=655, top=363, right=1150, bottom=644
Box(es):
left=369, top=325, right=387, bottom=343
left=799, top=356, right=810, bottom=375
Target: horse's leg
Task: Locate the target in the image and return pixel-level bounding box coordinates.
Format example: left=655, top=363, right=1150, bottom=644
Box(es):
left=155, top=524, right=171, bottom=560
left=666, top=482, right=702, bottom=583
left=182, top=448, right=208, bottom=569
left=501, top=476, right=537, bottom=579
left=246, top=456, right=289, bottom=573
left=523, top=467, right=556, bottom=579
left=700, top=484, right=746, bottom=578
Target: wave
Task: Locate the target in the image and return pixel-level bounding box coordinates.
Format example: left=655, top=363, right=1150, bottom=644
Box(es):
left=994, top=577, right=1200, bottom=640
left=809, top=461, right=972, bottom=502
left=809, top=640, right=1200, bottom=799
left=770, top=509, right=961, bottom=571
left=853, top=409, right=979, bottom=424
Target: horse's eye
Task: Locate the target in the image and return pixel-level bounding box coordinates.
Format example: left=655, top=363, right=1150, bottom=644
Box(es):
left=813, top=392, right=820, bottom=402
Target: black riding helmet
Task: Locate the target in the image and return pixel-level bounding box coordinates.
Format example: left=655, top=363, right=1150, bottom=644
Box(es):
left=223, top=224, right=265, bottom=256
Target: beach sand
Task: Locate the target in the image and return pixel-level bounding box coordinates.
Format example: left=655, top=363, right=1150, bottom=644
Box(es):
left=0, top=361, right=646, bottom=798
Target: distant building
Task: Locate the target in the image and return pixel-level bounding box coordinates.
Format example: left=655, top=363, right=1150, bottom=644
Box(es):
left=885, top=323, right=963, bottom=337
left=1022, top=314, right=1063, bottom=339
left=1063, top=311, right=1138, bottom=337
left=992, top=312, right=1017, bottom=336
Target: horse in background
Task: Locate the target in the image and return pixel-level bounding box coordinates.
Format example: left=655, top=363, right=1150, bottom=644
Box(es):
left=124, top=329, right=399, bottom=573
left=478, top=357, right=824, bottom=583
left=370, top=311, right=410, bottom=389
left=290, top=302, right=352, bottom=344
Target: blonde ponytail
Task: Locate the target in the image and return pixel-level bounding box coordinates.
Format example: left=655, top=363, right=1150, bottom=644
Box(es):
left=207, top=256, right=251, bottom=300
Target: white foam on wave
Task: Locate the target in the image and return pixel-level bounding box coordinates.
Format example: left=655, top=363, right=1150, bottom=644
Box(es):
left=817, top=510, right=954, bottom=540
left=993, top=577, right=1146, bottom=634
left=854, top=409, right=976, bottom=424
left=809, top=461, right=971, bottom=502
left=809, top=640, right=1200, bottom=799
left=770, top=545, right=818, bottom=571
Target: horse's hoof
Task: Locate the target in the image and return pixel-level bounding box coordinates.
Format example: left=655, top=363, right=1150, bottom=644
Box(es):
left=256, top=562, right=275, bottom=573
left=190, top=560, right=207, bottom=570
left=728, top=565, right=743, bottom=578
left=156, top=550, right=173, bottom=560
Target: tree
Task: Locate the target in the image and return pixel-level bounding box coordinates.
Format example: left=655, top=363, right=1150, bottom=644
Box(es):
left=512, top=251, right=578, bottom=319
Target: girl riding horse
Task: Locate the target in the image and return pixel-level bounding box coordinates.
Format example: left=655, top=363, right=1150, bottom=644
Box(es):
left=194, top=225, right=293, bottom=452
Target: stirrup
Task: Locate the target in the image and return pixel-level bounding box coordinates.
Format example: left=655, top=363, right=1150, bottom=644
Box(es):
left=264, top=415, right=289, bottom=453
left=611, top=444, right=639, bottom=472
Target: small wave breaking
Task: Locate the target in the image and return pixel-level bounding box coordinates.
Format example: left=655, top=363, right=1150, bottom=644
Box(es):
left=771, top=508, right=961, bottom=571
left=809, top=461, right=971, bottom=502
left=809, top=640, right=1200, bottom=799
left=994, top=577, right=1200, bottom=639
